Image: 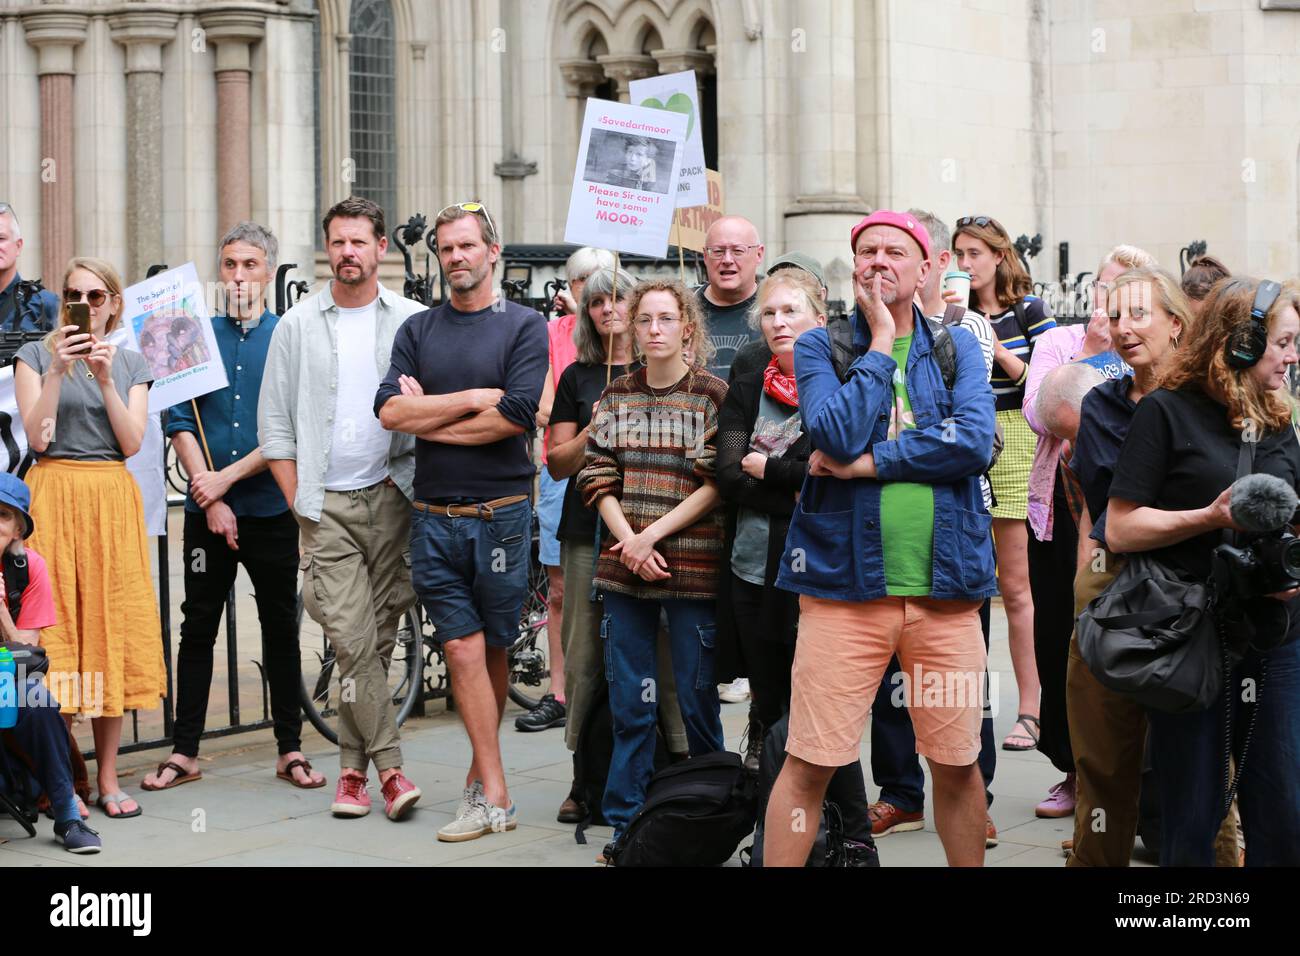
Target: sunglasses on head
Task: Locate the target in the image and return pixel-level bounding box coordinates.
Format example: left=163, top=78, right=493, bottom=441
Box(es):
left=64, top=288, right=111, bottom=307
left=437, top=201, right=497, bottom=244
left=956, top=215, right=1005, bottom=233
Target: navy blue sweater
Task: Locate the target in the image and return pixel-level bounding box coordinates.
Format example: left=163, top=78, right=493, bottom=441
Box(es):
left=374, top=299, right=548, bottom=501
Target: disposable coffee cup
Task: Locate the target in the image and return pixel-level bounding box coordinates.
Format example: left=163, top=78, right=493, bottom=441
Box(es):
left=942, top=270, right=971, bottom=303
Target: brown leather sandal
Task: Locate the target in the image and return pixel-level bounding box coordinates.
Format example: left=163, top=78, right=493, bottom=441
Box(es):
left=140, top=760, right=202, bottom=791
left=276, top=758, right=327, bottom=789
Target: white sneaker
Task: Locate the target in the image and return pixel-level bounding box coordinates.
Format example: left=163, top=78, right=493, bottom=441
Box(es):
left=437, top=795, right=517, bottom=843
left=718, top=677, right=751, bottom=703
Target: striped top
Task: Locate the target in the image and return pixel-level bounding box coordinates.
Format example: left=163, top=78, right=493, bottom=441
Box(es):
left=985, top=295, right=1056, bottom=411
left=577, top=365, right=727, bottom=601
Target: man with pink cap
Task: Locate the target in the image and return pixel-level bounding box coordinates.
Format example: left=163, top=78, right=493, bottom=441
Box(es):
left=763, top=210, right=998, bottom=866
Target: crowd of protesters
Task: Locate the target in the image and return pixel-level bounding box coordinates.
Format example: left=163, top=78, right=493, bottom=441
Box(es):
left=2, top=190, right=1298, bottom=869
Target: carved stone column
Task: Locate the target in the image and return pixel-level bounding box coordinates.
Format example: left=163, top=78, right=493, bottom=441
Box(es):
left=21, top=8, right=90, bottom=285
left=595, top=54, right=658, bottom=103
left=109, top=10, right=180, bottom=281
left=199, top=9, right=267, bottom=234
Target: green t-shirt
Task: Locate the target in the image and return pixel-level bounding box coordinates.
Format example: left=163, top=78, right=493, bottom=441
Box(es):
left=880, top=335, right=935, bottom=595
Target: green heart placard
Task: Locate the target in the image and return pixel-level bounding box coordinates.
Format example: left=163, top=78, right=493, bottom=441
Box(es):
left=639, top=92, right=695, bottom=141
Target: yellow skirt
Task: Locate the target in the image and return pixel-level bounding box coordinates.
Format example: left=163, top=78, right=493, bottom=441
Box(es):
left=988, top=408, right=1037, bottom=521
left=26, top=459, right=165, bottom=717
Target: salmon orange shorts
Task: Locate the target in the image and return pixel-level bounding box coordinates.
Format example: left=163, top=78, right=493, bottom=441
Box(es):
left=787, top=595, right=987, bottom=768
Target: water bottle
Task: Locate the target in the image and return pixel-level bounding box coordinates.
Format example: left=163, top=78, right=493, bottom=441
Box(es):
left=0, top=646, right=17, bottom=729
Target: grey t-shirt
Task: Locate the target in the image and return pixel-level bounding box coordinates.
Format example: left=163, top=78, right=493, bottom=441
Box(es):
left=730, top=392, right=799, bottom=586
left=16, top=340, right=152, bottom=461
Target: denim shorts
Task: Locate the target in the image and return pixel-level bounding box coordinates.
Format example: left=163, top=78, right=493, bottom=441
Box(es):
left=536, top=468, right=566, bottom=567
left=410, top=499, right=532, bottom=647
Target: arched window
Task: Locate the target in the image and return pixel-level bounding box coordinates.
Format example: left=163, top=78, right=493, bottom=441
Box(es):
left=349, top=0, right=397, bottom=230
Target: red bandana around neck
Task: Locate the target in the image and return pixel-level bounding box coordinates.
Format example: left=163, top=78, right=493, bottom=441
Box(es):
left=763, top=355, right=799, bottom=408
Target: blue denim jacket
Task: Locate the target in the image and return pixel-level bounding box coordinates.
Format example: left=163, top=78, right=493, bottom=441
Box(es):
left=775, top=304, right=998, bottom=602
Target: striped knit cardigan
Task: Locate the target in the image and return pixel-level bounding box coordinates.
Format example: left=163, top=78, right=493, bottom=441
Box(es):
left=577, top=365, right=728, bottom=601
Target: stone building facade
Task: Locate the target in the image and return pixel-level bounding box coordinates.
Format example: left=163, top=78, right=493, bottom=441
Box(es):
left=1, top=0, right=1298, bottom=305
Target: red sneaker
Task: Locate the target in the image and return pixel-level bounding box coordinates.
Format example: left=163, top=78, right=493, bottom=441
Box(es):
left=381, top=772, right=422, bottom=821
left=331, top=773, right=371, bottom=818
left=868, top=801, right=924, bottom=837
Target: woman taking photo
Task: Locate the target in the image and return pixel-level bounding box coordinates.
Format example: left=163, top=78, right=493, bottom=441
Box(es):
left=14, top=256, right=164, bottom=820
left=953, top=215, right=1056, bottom=752
left=1103, top=276, right=1300, bottom=866
left=577, top=278, right=726, bottom=861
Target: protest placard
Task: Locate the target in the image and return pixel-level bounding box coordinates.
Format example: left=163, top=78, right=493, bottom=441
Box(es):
left=118, top=263, right=227, bottom=415
left=564, top=99, right=687, bottom=258
left=674, top=169, right=725, bottom=251
left=628, top=71, right=707, bottom=209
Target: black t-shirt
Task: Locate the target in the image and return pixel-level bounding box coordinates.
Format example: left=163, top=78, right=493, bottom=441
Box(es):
left=1071, top=375, right=1139, bottom=545
left=1108, top=386, right=1300, bottom=582
left=729, top=338, right=772, bottom=385
left=551, top=360, right=631, bottom=542
left=696, top=286, right=760, bottom=380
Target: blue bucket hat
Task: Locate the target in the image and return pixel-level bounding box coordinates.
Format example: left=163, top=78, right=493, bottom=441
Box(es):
left=0, top=472, right=35, bottom=538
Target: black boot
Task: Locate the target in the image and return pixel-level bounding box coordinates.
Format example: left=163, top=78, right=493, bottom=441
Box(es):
left=741, top=714, right=765, bottom=774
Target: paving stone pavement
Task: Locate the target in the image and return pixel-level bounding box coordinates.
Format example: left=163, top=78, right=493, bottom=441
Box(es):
left=3, top=592, right=1135, bottom=867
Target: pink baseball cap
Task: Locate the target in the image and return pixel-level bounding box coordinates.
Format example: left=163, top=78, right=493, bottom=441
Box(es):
left=849, top=211, right=932, bottom=261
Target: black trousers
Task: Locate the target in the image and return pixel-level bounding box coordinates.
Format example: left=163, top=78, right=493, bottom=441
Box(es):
left=173, top=509, right=303, bottom=757
left=730, top=573, right=872, bottom=843
left=1026, top=480, right=1078, bottom=775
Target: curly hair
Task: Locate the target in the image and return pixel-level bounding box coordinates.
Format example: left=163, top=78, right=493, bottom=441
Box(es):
left=951, top=216, right=1032, bottom=308
left=1160, top=276, right=1300, bottom=434
left=624, top=278, right=716, bottom=368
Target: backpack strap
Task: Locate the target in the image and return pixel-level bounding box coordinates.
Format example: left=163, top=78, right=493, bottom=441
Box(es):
left=925, top=318, right=958, bottom=391
left=1012, top=299, right=1033, bottom=350
left=832, top=309, right=959, bottom=391
left=3, top=549, right=29, bottom=623
left=827, top=313, right=857, bottom=384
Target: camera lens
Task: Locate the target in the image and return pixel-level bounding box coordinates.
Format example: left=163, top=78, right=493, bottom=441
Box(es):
left=1281, top=536, right=1300, bottom=581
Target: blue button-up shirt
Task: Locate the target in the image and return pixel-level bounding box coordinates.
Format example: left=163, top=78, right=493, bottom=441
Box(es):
left=164, top=309, right=288, bottom=517
left=0, top=273, right=59, bottom=332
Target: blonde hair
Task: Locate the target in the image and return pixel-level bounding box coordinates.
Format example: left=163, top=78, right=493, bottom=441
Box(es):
left=748, top=269, right=827, bottom=331
left=43, top=257, right=126, bottom=371
left=1160, top=276, right=1300, bottom=433
left=624, top=278, right=715, bottom=368
left=1098, top=244, right=1156, bottom=275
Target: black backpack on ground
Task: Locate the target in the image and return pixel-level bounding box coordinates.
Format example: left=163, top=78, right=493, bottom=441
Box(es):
left=605, top=751, right=758, bottom=867
left=572, top=677, right=670, bottom=837
left=742, top=714, right=880, bottom=868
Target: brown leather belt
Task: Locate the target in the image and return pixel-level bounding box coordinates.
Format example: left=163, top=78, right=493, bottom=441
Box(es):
left=412, top=494, right=528, bottom=520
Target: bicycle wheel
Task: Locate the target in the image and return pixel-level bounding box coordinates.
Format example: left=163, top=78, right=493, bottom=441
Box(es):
left=297, top=590, right=424, bottom=746
left=507, top=553, right=551, bottom=710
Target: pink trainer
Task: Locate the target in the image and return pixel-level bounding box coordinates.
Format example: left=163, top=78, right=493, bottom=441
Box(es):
left=381, top=772, right=422, bottom=821
left=331, top=772, right=371, bottom=818
left=1035, top=773, right=1076, bottom=819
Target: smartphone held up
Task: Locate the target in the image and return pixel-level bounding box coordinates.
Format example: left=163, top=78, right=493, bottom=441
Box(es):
left=64, top=301, right=96, bottom=378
